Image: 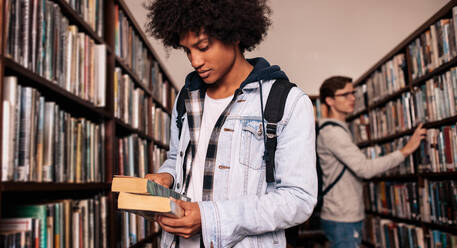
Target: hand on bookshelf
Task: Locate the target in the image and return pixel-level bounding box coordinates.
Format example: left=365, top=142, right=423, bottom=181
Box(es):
left=400, top=123, right=427, bottom=157
left=144, top=173, right=174, bottom=188
left=156, top=199, right=202, bottom=238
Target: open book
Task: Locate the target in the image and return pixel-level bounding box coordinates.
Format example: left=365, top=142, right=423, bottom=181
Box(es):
left=112, top=175, right=190, bottom=218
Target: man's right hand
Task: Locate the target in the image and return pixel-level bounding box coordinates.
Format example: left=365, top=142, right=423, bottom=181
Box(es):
left=145, top=173, right=174, bottom=188
left=400, top=123, right=426, bottom=157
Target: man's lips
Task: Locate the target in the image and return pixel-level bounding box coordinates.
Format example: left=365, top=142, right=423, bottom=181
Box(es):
left=198, top=69, right=211, bottom=78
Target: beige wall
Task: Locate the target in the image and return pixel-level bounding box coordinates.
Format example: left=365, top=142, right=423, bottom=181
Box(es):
left=126, top=0, right=449, bottom=95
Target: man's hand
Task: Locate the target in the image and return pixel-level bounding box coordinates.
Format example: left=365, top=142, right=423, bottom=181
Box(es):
left=145, top=173, right=174, bottom=188
left=401, top=123, right=427, bottom=157
left=157, top=199, right=202, bottom=238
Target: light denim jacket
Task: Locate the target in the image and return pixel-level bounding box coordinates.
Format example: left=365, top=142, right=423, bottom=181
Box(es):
left=158, top=79, right=317, bottom=248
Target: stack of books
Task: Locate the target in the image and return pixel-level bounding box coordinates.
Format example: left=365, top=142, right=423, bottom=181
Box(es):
left=111, top=176, right=190, bottom=218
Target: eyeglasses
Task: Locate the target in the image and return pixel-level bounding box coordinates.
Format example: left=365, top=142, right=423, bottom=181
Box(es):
left=334, top=90, right=356, bottom=98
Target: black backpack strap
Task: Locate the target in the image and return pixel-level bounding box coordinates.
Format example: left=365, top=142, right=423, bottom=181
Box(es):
left=176, top=86, right=188, bottom=139
left=317, top=121, right=349, bottom=197
left=264, top=79, right=297, bottom=183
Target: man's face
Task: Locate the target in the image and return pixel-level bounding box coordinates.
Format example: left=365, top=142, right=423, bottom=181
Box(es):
left=179, top=31, right=238, bottom=84
left=331, top=83, right=356, bottom=114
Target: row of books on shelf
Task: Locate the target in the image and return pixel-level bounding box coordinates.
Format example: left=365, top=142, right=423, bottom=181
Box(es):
left=116, top=135, right=149, bottom=178
left=420, top=179, right=457, bottom=225
left=365, top=54, right=407, bottom=106
left=64, top=0, right=104, bottom=37
left=152, top=145, right=168, bottom=174
left=354, top=4, right=457, bottom=113
left=114, top=4, right=152, bottom=87
left=152, top=104, right=171, bottom=146
left=364, top=181, right=419, bottom=220
left=364, top=180, right=457, bottom=226
left=2, top=76, right=106, bottom=182
left=350, top=66, right=457, bottom=143
left=362, top=136, right=415, bottom=175
left=0, top=195, right=107, bottom=248
left=409, top=6, right=457, bottom=80
left=114, top=68, right=149, bottom=134
left=152, top=65, right=176, bottom=110
left=410, top=68, right=457, bottom=124
left=363, top=216, right=457, bottom=248
left=360, top=123, right=457, bottom=174
left=4, top=0, right=107, bottom=107
left=118, top=212, right=157, bottom=248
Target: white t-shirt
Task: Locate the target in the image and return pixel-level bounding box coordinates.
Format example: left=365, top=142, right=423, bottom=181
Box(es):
left=179, top=93, right=233, bottom=247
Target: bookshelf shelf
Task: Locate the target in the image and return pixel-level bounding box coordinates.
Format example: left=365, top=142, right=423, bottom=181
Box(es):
left=53, top=0, right=104, bottom=44
left=367, top=211, right=457, bottom=235
left=2, top=56, right=112, bottom=121
left=347, top=108, right=368, bottom=122
left=130, top=233, right=157, bottom=248
left=345, top=1, right=457, bottom=245
left=115, top=118, right=153, bottom=141
left=0, top=0, right=178, bottom=246
left=411, top=55, right=457, bottom=87
left=356, top=140, right=371, bottom=148
left=153, top=96, right=172, bottom=115
left=114, top=56, right=153, bottom=96
left=419, top=171, right=457, bottom=179
left=0, top=182, right=109, bottom=192
left=368, top=86, right=410, bottom=110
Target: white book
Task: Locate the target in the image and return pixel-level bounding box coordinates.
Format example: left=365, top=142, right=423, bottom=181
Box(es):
left=2, top=76, right=17, bottom=181
left=94, top=44, right=106, bottom=107
left=42, top=102, right=55, bottom=182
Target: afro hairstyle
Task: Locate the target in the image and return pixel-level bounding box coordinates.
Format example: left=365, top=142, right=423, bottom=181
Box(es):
left=144, top=0, right=272, bottom=53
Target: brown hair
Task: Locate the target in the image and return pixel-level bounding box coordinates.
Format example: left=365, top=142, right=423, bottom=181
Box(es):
left=319, top=76, right=353, bottom=106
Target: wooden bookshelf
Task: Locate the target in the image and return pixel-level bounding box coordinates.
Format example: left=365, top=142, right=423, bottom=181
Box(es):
left=348, top=0, right=457, bottom=246
left=0, top=0, right=178, bottom=247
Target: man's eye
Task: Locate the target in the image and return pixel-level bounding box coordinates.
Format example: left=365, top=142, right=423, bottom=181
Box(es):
left=199, top=46, right=209, bottom=52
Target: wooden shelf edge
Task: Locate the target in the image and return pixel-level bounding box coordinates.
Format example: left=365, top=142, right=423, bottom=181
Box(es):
left=129, top=233, right=156, bottom=248
left=366, top=211, right=457, bottom=234
left=0, top=182, right=109, bottom=192
left=152, top=96, right=172, bottom=115
left=115, top=56, right=153, bottom=96
left=411, top=55, right=457, bottom=87
left=2, top=56, right=112, bottom=120
left=115, top=118, right=152, bottom=141
left=54, top=0, right=104, bottom=44
left=368, top=86, right=410, bottom=110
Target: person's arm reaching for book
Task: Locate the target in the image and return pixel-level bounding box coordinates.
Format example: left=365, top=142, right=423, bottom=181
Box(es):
left=321, top=123, right=426, bottom=179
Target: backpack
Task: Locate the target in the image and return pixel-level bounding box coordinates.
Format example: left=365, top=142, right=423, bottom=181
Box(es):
left=308, top=121, right=349, bottom=225
left=175, top=78, right=296, bottom=183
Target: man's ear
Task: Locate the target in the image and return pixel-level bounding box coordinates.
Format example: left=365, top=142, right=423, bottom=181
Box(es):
left=325, top=96, right=334, bottom=107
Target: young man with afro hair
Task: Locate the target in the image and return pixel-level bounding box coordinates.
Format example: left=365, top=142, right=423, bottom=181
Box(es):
left=144, top=0, right=317, bottom=247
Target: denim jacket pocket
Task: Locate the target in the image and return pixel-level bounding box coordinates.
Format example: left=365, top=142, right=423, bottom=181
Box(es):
left=239, top=120, right=265, bottom=169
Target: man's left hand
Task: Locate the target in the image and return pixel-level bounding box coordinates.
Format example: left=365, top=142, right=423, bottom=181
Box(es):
left=157, top=199, right=202, bottom=238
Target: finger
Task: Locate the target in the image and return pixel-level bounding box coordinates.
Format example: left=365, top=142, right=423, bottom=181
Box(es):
left=159, top=215, right=189, bottom=227
left=158, top=220, right=196, bottom=237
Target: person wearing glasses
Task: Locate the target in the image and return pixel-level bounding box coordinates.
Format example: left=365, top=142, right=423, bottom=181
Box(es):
left=317, top=76, right=426, bottom=248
